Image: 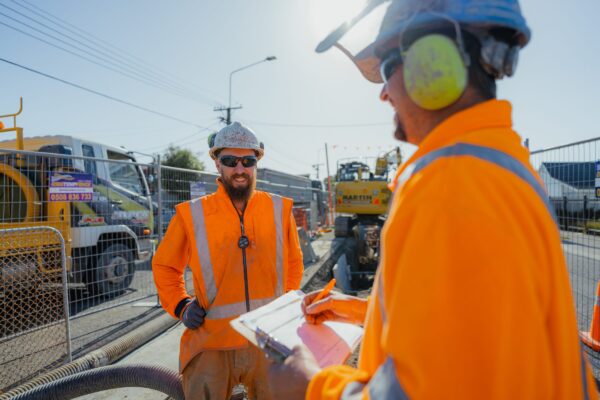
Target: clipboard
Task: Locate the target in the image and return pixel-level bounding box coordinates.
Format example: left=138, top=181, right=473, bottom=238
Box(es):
left=230, top=290, right=364, bottom=367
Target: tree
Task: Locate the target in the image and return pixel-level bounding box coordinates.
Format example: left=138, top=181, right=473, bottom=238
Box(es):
left=162, top=145, right=205, bottom=171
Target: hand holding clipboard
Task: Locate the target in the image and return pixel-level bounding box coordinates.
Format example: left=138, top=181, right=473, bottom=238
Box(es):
left=230, top=290, right=363, bottom=367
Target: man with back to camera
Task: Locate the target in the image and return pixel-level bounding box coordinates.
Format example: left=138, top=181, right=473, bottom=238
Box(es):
left=267, top=0, right=598, bottom=398
left=153, top=122, right=304, bottom=400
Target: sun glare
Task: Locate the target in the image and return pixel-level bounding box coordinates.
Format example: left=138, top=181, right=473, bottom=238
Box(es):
left=308, top=0, right=365, bottom=39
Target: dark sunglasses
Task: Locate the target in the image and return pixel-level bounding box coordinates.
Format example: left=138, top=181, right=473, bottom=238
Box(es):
left=219, top=155, right=258, bottom=168
left=379, top=50, right=403, bottom=84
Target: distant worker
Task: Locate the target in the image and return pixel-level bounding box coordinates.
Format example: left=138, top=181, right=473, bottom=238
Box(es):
left=268, top=0, right=598, bottom=399
left=153, top=122, right=304, bottom=400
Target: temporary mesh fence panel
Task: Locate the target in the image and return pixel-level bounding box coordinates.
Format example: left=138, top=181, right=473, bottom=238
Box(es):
left=0, top=226, right=70, bottom=391
left=530, top=137, right=600, bottom=378
left=0, top=146, right=328, bottom=390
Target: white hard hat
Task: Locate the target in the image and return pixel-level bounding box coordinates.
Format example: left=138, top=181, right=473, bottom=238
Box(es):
left=208, top=122, right=265, bottom=160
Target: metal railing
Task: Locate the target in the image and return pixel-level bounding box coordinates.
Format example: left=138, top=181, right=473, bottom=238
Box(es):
left=530, top=137, right=600, bottom=377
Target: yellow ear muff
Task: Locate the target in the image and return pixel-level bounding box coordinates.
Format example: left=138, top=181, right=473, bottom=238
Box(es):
left=403, top=34, right=468, bottom=110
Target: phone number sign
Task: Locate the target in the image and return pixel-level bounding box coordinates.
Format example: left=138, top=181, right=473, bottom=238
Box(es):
left=49, top=173, right=93, bottom=202
left=596, top=161, right=600, bottom=199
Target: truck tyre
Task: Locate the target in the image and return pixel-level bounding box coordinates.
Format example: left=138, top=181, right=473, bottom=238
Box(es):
left=91, top=243, right=135, bottom=297
left=334, top=216, right=352, bottom=238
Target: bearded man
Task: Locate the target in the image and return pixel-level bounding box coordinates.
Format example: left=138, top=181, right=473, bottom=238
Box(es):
left=153, top=122, right=304, bottom=400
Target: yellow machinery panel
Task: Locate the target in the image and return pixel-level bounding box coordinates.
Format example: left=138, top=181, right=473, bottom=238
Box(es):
left=0, top=98, right=72, bottom=272
left=335, top=181, right=391, bottom=215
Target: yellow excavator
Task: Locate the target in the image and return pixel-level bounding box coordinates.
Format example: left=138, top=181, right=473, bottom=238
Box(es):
left=332, top=147, right=401, bottom=293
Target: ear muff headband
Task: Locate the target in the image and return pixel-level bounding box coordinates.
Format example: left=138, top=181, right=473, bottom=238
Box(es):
left=403, top=34, right=468, bottom=110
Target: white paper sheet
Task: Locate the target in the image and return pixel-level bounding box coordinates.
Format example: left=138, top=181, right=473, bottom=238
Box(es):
left=231, top=290, right=364, bottom=368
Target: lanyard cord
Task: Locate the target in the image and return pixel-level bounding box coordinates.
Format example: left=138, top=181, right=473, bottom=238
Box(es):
left=230, top=198, right=251, bottom=312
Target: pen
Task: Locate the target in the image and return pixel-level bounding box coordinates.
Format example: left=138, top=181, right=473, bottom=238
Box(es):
left=310, top=278, right=336, bottom=305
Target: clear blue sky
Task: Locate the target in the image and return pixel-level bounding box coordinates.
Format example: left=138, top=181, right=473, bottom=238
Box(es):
left=1, top=0, right=599, bottom=178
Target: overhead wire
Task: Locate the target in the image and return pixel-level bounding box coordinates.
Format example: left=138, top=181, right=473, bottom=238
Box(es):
left=9, top=0, right=224, bottom=104
left=0, top=13, right=210, bottom=104
left=138, top=120, right=222, bottom=152
left=0, top=2, right=211, bottom=104
left=234, top=118, right=312, bottom=169
left=243, top=119, right=393, bottom=128
left=0, top=56, right=208, bottom=128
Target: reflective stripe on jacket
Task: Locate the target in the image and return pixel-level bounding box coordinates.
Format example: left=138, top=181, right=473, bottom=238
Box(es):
left=153, top=180, right=304, bottom=372
left=307, top=100, right=598, bottom=399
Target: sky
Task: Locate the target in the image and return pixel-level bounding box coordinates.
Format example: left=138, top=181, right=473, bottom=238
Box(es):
left=1, top=0, right=599, bottom=179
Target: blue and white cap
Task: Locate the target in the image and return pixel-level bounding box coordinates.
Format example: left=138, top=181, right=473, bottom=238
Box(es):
left=316, top=0, right=531, bottom=83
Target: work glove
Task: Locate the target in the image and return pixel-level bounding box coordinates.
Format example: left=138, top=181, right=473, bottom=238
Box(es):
left=301, top=290, right=368, bottom=325
left=181, top=298, right=206, bottom=329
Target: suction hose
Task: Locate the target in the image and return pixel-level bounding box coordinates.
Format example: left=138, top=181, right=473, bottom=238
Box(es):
left=8, top=364, right=183, bottom=400
left=0, top=311, right=178, bottom=399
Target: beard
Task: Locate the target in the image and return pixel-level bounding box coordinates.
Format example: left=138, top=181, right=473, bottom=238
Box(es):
left=221, top=172, right=255, bottom=202
left=393, top=113, right=408, bottom=142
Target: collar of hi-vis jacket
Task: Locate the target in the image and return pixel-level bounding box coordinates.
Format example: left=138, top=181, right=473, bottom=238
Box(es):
left=391, top=99, right=528, bottom=191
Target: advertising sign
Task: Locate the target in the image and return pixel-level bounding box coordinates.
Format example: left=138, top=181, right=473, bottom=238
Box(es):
left=190, top=181, right=206, bottom=199
left=596, top=161, right=600, bottom=198
left=49, top=172, right=93, bottom=202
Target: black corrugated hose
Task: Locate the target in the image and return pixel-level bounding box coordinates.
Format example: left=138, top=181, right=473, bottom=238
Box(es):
left=0, top=311, right=179, bottom=399
left=8, top=364, right=183, bottom=400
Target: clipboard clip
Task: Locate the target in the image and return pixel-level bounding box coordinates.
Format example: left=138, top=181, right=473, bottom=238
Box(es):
left=255, top=327, right=292, bottom=363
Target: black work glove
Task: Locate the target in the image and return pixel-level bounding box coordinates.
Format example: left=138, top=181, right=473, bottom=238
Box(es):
left=181, top=299, right=206, bottom=329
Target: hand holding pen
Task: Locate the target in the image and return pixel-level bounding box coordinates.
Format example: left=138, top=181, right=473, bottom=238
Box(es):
left=301, top=279, right=369, bottom=325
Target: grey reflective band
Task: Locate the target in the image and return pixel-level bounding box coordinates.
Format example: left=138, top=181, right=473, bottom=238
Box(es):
left=206, top=297, right=275, bottom=320
left=340, top=358, right=408, bottom=399
left=376, top=271, right=386, bottom=324
left=398, top=143, right=555, bottom=218
left=272, top=194, right=284, bottom=296
left=581, top=345, right=590, bottom=400
left=368, top=358, right=409, bottom=399
left=341, top=381, right=366, bottom=399
left=190, top=198, right=217, bottom=304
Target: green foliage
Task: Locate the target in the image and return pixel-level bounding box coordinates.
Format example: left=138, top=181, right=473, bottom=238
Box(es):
left=162, top=145, right=205, bottom=171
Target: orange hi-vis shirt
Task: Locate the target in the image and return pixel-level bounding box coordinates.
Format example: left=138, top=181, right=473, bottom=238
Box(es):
left=307, top=100, right=597, bottom=399
left=153, top=180, right=304, bottom=372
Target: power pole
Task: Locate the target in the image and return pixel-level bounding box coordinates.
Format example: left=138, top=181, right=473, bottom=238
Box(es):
left=325, top=143, right=334, bottom=226
left=312, top=163, right=323, bottom=180
left=214, top=105, right=242, bottom=125
left=215, top=56, right=277, bottom=125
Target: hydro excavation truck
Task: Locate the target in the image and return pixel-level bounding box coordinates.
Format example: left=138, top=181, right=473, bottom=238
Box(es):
left=332, top=147, right=401, bottom=293
left=0, top=99, right=153, bottom=298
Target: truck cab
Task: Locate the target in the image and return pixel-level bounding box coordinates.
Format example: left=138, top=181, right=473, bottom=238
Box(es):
left=0, top=134, right=153, bottom=297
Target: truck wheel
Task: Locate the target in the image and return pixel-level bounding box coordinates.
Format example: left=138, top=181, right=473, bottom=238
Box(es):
left=334, top=216, right=352, bottom=237
left=91, top=243, right=135, bottom=297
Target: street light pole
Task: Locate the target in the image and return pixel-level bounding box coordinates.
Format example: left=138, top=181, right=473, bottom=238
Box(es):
left=215, top=56, right=277, bottom=125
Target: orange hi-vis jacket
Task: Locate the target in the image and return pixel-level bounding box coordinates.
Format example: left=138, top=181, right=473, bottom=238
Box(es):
left=153, top=180, right=304, bottom=372
left=307, top=100, right=598, bottom=399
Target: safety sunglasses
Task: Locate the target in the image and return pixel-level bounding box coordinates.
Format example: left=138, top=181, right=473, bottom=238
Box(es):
left=379, top=50, right=403, bottom=84
left=219, top=155, right=258, bottom=168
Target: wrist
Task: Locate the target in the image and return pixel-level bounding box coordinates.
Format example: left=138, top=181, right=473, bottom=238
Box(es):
left=175, top=297, right=192, bottom=319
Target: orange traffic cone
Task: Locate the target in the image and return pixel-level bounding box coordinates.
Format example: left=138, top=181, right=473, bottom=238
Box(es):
left=581, top=281, right=600, bottom=351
